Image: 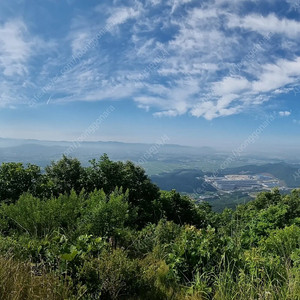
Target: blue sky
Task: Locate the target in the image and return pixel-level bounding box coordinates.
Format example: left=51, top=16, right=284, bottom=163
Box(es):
left=0, top=0, right=299, bottom=151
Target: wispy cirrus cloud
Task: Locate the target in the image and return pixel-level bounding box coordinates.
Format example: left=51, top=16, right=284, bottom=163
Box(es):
left=227, top=13, right=300, bottom=38
left=0, top=20, right=33, bottom=76
left=0, top=18, right=55, bottom=107
left=1, top=0, right=299, bottom=121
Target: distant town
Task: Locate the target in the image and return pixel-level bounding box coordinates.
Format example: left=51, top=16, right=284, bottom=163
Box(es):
left=204, top=174, right=285, bottom=192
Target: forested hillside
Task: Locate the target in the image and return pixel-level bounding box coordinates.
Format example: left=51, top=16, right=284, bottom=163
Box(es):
left=151, top=169, right=216, bottom=193
left=0, top=155, right=299, bottom=299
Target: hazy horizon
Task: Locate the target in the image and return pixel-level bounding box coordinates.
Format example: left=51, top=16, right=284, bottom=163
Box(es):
left=0, top=136, right=299, bottom=160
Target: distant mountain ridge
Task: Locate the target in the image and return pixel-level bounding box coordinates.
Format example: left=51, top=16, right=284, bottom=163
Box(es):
left=0, top=137, right=215, bottom=152
left=0, top=137, right=216, bottom=167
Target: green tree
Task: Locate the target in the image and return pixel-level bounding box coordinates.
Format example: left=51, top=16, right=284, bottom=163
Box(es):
left=85, top=155, right=160, bottom=226
left=155, top=190, right=211, bottom=227
left=45, top=155, right=84, bottom=196
left=0, top=162, right=43, bottom=203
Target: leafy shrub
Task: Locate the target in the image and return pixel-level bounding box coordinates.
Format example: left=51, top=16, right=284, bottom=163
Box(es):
left=166, top=225, right=225, bottom=282
left=0, top=190, right=85, bottom=237
left=261, top=224, right=300, bottom=261
left=79, top=189, right=129, bottom=239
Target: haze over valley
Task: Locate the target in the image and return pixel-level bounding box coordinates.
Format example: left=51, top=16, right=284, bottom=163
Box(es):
left=1, top=137, right=299, bottom=211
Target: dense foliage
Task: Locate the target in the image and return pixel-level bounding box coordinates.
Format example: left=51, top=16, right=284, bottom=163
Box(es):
left=0, top=156, right=299, bottom=299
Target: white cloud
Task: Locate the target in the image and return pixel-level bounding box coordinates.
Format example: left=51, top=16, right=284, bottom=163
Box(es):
left=0, top=20, right=32, bottom=76
left=191, top=94, right=241, bottom=120
left=213, top=77, right=251, bottom=96
left=154, top=109, right=180, bottom=117
left=253, top=57, right=300, bottom=92
left=0, top=19, right=53, bottom=107
left=106, top=7, right=140, bottom=26
left=227, top=13, right=300, bottom=38
left=71, top=32, right=90, bottom=55
left=279, top=111, right=291, bottom=116
left=147, top=0, right=161, bottom=5
left=169, top=0, right=192, bottom=14
left=69, top=5, right=141, bottom=56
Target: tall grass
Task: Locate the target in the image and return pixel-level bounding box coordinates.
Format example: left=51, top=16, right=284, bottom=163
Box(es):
left=212, top=263, right=299, bottom=300
left=0, top=255, right=74, bottom=300
left=0, top=254, right=298, bottom=300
